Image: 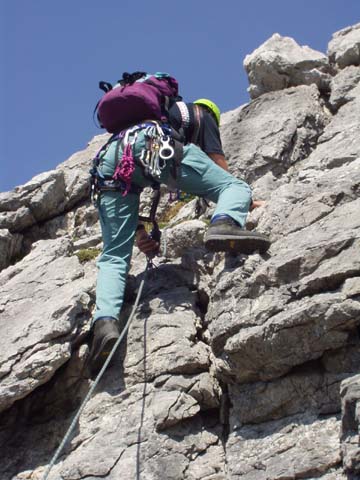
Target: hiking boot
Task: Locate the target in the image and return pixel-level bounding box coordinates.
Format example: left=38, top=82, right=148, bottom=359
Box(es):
left=88, top=317, right=120, bottom=376
left=204, top=216, right=271, bottom=254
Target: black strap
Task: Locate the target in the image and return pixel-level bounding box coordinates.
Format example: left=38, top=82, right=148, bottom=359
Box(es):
left=93, top=82, right=113, bottom=128
left=138, top=185, right=162, bottom=243
left=93, top=100, right=102, bottom=128
left=119, top=71, right=147, bottom=86
left=191, top=104, right=203, bottom=145
left=96, top=177, right=143, bottom=195
left=99, top=81, right=113, bottom=93
left=149, top=185, right=161, bottom=222
left=168, top=139, right=183, bottom=181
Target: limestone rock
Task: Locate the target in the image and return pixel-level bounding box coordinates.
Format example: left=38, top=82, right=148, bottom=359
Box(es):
left=230, top=368, right=348, bottom=426
left=340, top=375, right=360, bottom=475
left=0, top=135, right=108, bottom=268
left=244, top=33, right=331, bottom=99
left=124, top=288, right=211, bottom=386
left=4, top=381, right=225, bottom=480
left=227, top=414, right=342, bottom=479
left=299, top=82, right=360, bottom=171
left=0, top=238, right=94, bottom=412
left=0, top=229, right=22, bottom=271
left=221, top=85, right=330, bottom=187
left=152, top=390, right=200, bottom=430
left=0, top=170, right=65, bottom=233
left=0, top=206, right=36, bottom=232
left=56, top=133, right=110, bottom=209
left=162, top=219, right=207, bottom=258
left=329, top=65, right=360, bottom=110
left=154, top=372, right=222, bottom=413
left=328, top=23, right=360, bottom=69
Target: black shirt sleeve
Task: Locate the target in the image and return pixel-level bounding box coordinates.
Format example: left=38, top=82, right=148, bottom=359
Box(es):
left=197, top=109, right=224, bottom=156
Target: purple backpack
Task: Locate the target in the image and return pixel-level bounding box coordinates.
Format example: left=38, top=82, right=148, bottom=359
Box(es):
left=96, top=71, right=180, bottom=134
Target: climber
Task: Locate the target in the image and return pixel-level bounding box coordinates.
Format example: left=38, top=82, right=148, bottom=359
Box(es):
left=136, top=98, right=268, bottom=255
left=88, top=74, right=270, bottom=376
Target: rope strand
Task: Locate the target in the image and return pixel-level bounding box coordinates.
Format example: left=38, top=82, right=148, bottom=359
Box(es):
left=41, top=260, right=151, bottom=480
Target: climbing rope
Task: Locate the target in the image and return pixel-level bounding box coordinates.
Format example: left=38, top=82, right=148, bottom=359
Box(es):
left=41, top=259, right=152, bottom=480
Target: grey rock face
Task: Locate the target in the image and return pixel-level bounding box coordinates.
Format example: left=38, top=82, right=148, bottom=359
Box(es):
left=0, top=134, right=108, bottom=271
left=0, top=238, right=94, bottom=413
left=329, top=65, right=360, bottom=110
left=221, top=85, right=330, bottom=186
left=162, top=220, right=207, bottom=258
left=0, top=229, right=22, bottom=271
left=244, top=33, right=331, bottom=99
left=1, top=23, right=360, bottom=480
left=0, top=170, right=64, bottom=232
left=340, top=375, right=360, bottom=475
left=299, top=83, right=360, bottom=171
left=328, top=23, right=360, bottom=69
left=227, top=414, right=342, bottom=479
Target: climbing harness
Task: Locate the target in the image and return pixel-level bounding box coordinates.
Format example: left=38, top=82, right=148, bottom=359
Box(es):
left=41, top=258, right=153, bottom=480
left=90, top=121, right=181, bottom=198
left=90, top=120, right=183, bottom=242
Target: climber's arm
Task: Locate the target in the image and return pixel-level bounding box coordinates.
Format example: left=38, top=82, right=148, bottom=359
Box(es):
left=208, top=153, right=229, bottom=171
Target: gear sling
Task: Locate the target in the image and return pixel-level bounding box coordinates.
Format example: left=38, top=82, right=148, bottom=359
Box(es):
left=90, top=121, right=183, bottom=242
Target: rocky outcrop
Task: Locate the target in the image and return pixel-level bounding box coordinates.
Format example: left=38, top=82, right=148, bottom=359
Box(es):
left=0, top=238, right=94, bottom=413
left=329, top=66, right=360, bottom=111
left=244, top=33, right=331, bottom=99
left=0, top=23, right=360, bottom=480
left=0, top=134, right=109, bottom=270
left=328, top=23, right=360, bottom=69
left=221, top=84, right=330, bottom=185
left=341, top=375, right=360, bottom=474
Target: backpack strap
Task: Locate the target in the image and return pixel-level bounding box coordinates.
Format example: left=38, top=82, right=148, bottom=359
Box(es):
left=99, top=81, right=113, bottom=93
left=177, top=101, right=191, bottom=128
left=177, top=102, right=203, bottom=145
left=191, top=104, right=203, bottom=145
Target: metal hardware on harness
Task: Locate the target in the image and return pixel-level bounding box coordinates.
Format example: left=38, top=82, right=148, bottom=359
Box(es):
left=123, top=126, right=139, bottom=146
left=159, top=135, right=175, bottom=160
left=137, top=123, right=176, bottom=181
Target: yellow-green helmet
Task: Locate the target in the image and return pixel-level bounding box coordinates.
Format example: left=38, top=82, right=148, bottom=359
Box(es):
left=194, top=98, right=221, bottom=126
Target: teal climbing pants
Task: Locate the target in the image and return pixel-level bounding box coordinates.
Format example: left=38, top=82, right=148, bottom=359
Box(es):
left=94, top=130, right=252, bottom=322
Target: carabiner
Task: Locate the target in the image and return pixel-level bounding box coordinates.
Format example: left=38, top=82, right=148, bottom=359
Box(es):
left=159, top=136, right=174, bottom=160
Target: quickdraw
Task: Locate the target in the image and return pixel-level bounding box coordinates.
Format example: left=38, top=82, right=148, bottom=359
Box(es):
left=138, top=122, right=175, bottom=181
left=89, top=121, right=174, bottom=205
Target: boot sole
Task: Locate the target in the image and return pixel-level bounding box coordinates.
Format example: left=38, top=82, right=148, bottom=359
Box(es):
left=205, top=234, right=270, bottom=254
left=89, top=333, right=119, bottom=376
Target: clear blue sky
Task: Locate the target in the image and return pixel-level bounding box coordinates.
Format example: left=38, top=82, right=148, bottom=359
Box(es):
left=1, top=0, right=359, bottom=192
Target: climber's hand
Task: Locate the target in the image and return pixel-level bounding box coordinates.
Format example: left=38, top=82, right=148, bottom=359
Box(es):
left=136, top=227, right=160, bottom=255
left=250, top=200, right=266, bottom=211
